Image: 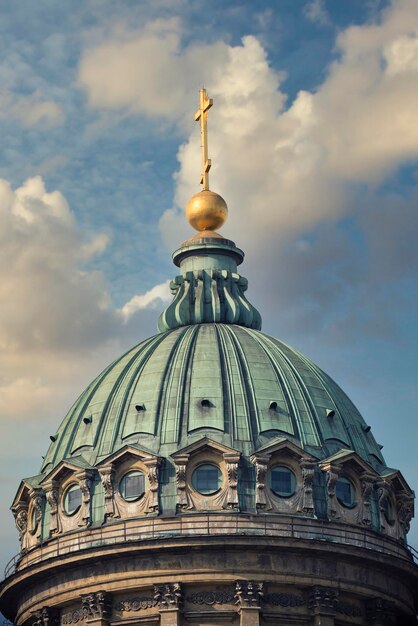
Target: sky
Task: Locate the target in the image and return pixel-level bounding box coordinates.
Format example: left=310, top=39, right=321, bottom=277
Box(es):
left=0, top=0, right=418, bottom=582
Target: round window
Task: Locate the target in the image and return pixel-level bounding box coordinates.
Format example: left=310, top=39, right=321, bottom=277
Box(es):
left=63, top=484, right=82, bottom=516
left=270, top=466, right=296, bottom=497
left=119, top=470, right=145, bottom=502
left=192, top=464, right=221, bottom=495
left=336, top=477, right=356, bottom=507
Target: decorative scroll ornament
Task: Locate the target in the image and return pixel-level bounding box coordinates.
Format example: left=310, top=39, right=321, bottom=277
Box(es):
left=144, top=458, right=160, bottom=513
left=13, top=504, right=28, bottom=542
left=251, top=456, right=269, bottom=509
left=187, top=591, right=235, bottom=605
left=224, top=452, right=240, bottom=510
left=396, top=492, right=414, bottom=534
left=174, top=455, right=193, bottom=511
left=115, top=596, right=158, bottom=611
left=31, top=492, right=43, bottom=536
left=322, top=465, right=340, bottom=520
left=76, top=470, right=93, bottom=527
left=45, top=482, right=60, bottom=535
left=297, top=459, right=316, bottom=515
left=99, top=465, right=119, bottom=520
left=234, top=581, right=264, bottom=607
left=263, top=593, right=305, bottom=607
left=154, top=583, right=183, bottom=608
left=357, top=473, right=375, bottom=526
left=158, top=270, right=261, bottom=332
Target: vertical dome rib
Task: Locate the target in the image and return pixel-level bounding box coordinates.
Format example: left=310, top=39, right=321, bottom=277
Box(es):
left=39, top=325, right=391, bottom=469
left=217, top=325, right=252, bottom=443
left=158, top=326, right=199, bottom=446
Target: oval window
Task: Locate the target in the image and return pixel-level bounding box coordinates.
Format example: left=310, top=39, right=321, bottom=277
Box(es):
left=192, top=464, right=221, bottom=495
left=336, top=477, right=356, bottom=507
left=270, top=466, right=296, bottom=497
left=63, top=484, right=82, bottom=515
left=119, top=470, right=145, bottom=502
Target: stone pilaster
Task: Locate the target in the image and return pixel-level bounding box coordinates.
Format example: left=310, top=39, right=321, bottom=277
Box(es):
left=76, top=470, right=94, bottom=528
left=224, top=452, right=240, bottom=510
left=308, top=585, right=338, bottom=626
left=99, top=464, right=119, bottom=520
left=154, top=583, right=183, bottom=626
left=298, top=459, right=316, bottom=515
left=144, top=457, right=161, bottom=513
left=235, top=581, right=263, bottom=626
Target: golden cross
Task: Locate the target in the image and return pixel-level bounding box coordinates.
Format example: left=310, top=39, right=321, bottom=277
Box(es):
left=194, top=88, right=213, bottom=191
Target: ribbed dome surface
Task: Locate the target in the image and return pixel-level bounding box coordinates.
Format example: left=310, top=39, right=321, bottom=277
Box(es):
left=41, top=324, right=386, bottom=474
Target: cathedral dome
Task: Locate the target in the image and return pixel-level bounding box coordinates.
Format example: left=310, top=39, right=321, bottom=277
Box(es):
left=41, top=324, right=385, bottom=476
left=3, top=88, right=416, bottom=626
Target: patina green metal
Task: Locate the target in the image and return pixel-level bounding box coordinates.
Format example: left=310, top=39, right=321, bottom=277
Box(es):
left=40, top=323, right=386, bottom=476
left=158, top=235, right=262, bottom=332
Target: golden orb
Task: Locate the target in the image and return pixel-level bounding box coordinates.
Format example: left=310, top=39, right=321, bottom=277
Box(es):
left=186, top=190, right=228, bottom=232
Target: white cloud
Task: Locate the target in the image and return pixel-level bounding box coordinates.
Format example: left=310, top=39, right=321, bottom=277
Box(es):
left=0, top=176, right=170, bottom=420
left=78, top=18, right=229, bottom=123
left=0, top=89, right=64, bottom=127
left=118, top=280, right=172, bottom=321
left=303, top=0, right=331, bottom=26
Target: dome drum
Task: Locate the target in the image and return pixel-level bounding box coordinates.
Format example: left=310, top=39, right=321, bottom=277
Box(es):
left=9, top=437, right=414, bottom=557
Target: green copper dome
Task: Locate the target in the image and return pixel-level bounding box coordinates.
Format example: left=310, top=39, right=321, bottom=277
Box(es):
left=41, top=323, right=385, bottom=475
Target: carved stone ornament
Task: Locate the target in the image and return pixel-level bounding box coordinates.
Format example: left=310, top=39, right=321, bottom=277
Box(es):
left=45, top=481, right=60, bottom=534
left=32, top=607, right=59, bottom=626
left=13, top=504, right=28, bottom=541
left=322, top=464, right=340, bottom=520
left=308, top=585, right=338, bottom=614
left=366, top=597, right=396, bottom=625
left=356, top=473, right=375, bottom=527
left=396, top=491, right=414, bottom=534
left=224, top=452, right=240, bottom=509
left=144, top=457, right=160, bottom=513
left=99, top=465, right=119, bottom=520
left=187, top=591, right=235, bottom=605
left=76, top=470, right=93, bottom=527
left=234, top=581, right=264, bottom=607
left=297, top=458, right=316, bottom=515
left=80, top=590, right=112, bottom=619
left=251, top=455, right=268, bottom=509
left=32, top=492, right=43, bottom=533
left=154, top=583, right=183, bottom=608
left=115, top=596, right=158, bottom=611
left=174, top=454, right=193, bottom=511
